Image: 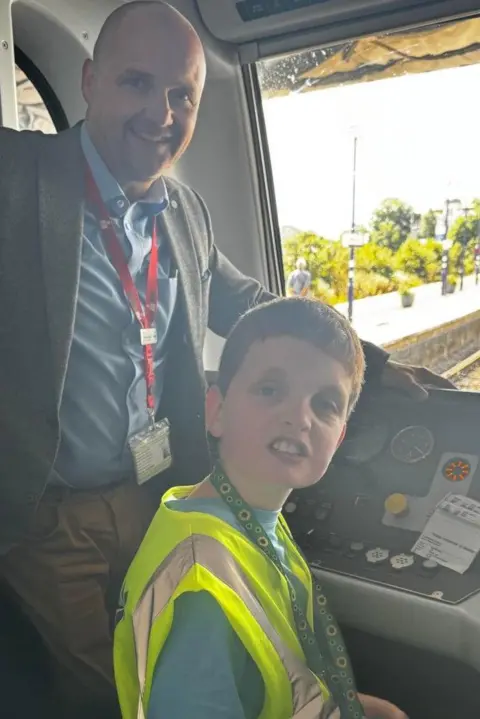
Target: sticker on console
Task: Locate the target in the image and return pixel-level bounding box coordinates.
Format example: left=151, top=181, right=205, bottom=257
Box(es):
left=412, top=493, right=480, bottom=574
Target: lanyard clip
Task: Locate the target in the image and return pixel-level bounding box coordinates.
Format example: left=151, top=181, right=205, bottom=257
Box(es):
left=147, top=407, right=156, bottom=431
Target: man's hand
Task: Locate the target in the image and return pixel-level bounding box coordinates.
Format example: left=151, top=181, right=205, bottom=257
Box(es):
left=359, top=693, right=408, bottom=719
left=381, top=359, right=456, bottom=400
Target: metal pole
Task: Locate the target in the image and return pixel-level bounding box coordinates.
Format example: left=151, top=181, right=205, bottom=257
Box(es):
left=458, top=207, right=471, bottom=291
left=348, top=136, right=357, bottom=323
left=351, top=136, right=357, bottom=233
left=441, top=199, right=449, bottom=296
left=348, top=246, right=355, bottom=323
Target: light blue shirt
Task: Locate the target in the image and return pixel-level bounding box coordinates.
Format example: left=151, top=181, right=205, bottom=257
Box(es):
left=147, top=498, right=308, bottom=719
left=51, top=123, right=177, bottom=487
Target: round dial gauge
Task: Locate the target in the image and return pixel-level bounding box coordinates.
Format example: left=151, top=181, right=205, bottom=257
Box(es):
left=390, top=425, right=434, bottom=464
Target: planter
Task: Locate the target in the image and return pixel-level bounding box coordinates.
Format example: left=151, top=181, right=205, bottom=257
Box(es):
left=446, top=283, right=456, bottom=294
left=400, top=293, right=414, bottom=308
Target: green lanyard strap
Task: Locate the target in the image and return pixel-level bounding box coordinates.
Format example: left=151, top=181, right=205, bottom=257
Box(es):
left=210, top=465, right=366, bottom=718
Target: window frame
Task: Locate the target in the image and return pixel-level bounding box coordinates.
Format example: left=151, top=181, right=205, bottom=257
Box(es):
left=15, top=46, right=69, bottom=132
left=242, top=62, right=285, bottom=296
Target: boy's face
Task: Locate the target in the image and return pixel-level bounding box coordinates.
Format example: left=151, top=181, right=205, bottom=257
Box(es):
left=206, top=336, right=352, bottom=499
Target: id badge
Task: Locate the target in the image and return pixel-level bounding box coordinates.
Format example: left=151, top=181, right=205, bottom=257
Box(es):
left=140, top=327, right=157, bottom=345
left=129, top=418, right=172, bottom=485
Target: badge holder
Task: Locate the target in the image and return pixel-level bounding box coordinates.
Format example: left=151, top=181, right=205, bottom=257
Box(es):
left=129, top=415, right=172, bottom=486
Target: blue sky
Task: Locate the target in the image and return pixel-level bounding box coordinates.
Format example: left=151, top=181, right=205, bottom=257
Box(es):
left=262, top=63, right=480, bottom=239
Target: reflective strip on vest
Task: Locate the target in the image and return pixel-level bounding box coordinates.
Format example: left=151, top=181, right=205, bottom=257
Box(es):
left=131, top=533, right=339, bottom=719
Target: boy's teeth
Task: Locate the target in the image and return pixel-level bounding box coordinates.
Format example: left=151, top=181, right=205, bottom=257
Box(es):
left=273, top=440, right=301, bottom=455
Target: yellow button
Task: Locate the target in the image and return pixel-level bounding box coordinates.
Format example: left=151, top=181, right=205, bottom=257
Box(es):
left=385, top=493, right=409, bottom=517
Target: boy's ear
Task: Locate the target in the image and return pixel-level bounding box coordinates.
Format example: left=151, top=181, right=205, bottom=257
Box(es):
left=205, top=385, right=224, bottom=439
left=336, top=424, right=347, bottom=448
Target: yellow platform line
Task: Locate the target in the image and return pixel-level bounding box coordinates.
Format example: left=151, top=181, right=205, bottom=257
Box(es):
left=443, top=348, right=480, bottom=379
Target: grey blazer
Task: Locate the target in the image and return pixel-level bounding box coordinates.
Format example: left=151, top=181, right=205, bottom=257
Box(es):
left=0, top=124, right=387, bottom=549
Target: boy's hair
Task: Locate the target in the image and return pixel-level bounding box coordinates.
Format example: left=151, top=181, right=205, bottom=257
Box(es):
left=217, top=297, right=365, bottom=416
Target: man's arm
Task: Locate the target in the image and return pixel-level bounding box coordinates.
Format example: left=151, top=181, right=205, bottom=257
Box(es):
left=207, top=243, right=389, bottom=383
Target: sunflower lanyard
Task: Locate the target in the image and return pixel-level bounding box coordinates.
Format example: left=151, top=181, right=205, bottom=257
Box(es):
left=210, top=465, right=366, bottom=718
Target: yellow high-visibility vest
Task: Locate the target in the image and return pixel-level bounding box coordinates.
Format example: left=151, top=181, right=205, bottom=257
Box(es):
left=114, top=485, right=339, bottom=719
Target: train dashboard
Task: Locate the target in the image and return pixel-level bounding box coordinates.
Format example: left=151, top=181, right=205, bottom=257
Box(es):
left=285, top=388, right=480, bottom=674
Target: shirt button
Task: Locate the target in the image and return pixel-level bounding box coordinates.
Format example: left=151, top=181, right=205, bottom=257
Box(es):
left=171, top=200, right=178, bottom=210
left=116, top=198, right=126, bottom=209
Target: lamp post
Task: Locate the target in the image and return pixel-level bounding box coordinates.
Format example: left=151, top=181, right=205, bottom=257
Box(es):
left=435, top=198, right=461, bottom=295
left=341, top=130, right=369, bottom=322
left=459, top=207, right=472, bottom=291
left=349, top=134, right=358, bottom=321
left=341, top=230, right=369, bottom=323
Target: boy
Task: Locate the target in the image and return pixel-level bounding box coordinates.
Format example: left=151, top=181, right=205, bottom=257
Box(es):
left=114, top=298, right=407, bottom=719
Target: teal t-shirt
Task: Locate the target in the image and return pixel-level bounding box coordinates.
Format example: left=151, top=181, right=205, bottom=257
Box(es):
left=146, top=497, right=309, bottom=719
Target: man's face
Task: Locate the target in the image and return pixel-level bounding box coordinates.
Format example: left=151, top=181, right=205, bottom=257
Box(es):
left=82, top=8, right=206, bottom=185
left=207, top=337, right=351, bottom=498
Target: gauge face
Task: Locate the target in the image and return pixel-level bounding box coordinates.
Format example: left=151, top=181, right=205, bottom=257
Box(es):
left=390, top=425, right=434, bottom=464
left=443, top=457, right=471, bottom=482
left=340, top=422, right=389, bottom=464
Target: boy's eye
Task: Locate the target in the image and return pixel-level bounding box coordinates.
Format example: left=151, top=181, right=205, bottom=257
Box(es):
left=258, top=384, right=277, bottom=397
left=312, top=396, right=338, bottom=416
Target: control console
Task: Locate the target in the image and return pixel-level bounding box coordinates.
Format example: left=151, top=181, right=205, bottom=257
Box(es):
left=285, top=388, right=480, bottom=605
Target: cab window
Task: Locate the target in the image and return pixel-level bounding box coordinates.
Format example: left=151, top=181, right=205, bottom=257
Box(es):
left=16, top=64, right=57, bottom=133
left=257, top=16, right=480, bottom=391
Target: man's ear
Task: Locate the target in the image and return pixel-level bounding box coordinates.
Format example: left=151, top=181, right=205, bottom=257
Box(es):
left=205, top=385, right=224, bottom=439
left=81, top=58, right=95, bottom=106
left=336, top=424, right=347, bottom=448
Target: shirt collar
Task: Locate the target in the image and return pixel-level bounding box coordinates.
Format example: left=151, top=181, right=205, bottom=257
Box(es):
left=80, top=122, right=169, bottom=219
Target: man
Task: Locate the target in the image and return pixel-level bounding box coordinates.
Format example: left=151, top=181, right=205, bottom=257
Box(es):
left=287, top=257, right=312, bottom=296
left=0, top=1, right=452, bottom=716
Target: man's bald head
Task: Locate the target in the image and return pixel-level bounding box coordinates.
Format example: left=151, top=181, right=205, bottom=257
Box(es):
left=93, top=1, right=202, bottom=67
left=82, top=0, right=206, bottom=198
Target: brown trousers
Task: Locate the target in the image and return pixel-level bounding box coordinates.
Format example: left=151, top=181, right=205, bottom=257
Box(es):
left=0, top=480, right=156, bottom=714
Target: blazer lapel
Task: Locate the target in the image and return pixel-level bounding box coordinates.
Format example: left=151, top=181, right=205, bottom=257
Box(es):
left=38, top=125, right=84, bottom=403
left=158, top=187, right=201, bottom=353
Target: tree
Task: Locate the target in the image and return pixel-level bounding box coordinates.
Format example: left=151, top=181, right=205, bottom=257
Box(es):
left=282, top=231, right=348, bottom=301
left=370, top=198, right=415, bottom=251
left=355, top=242, right=395, bottom=279
left=420, top=209, right=437, bottom=239
left=448, top=215, right=477, bottom=248
left=394, top=237, right=442, bottom=282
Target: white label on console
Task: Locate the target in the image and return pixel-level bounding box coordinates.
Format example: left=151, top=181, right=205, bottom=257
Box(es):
left=412, top=493, right=480, bottom=574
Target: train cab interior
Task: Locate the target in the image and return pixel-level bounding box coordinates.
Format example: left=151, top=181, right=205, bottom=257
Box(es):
left=2, top=0, right=480, bottom=716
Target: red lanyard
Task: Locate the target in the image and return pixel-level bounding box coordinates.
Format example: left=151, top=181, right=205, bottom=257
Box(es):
left=86, top=167, right=158, bottom=420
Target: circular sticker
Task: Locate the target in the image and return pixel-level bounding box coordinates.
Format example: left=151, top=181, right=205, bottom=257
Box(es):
left=443, top=457, right=471, bottom=482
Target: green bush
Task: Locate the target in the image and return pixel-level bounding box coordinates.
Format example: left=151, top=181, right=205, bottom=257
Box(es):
left=354, top=271, right=398, bottom=299
left=398, top=277, right=416, bottom=296
left=356, top=243, right=395, bottom=278
left=449, top=241, right=475, bottom=276
left=281, top=197, right=480, bottom=306
left=394, top=238, right=442, bottom=282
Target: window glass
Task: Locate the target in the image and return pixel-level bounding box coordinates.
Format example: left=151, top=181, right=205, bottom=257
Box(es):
left=16, top=64, right=56, bottom=133
left=257, top=17, right=480, bottom=389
